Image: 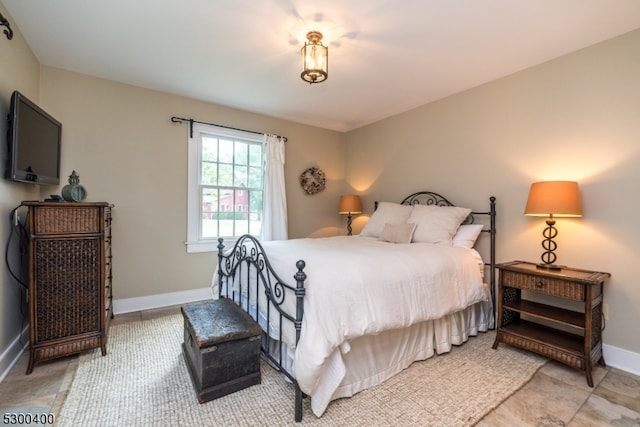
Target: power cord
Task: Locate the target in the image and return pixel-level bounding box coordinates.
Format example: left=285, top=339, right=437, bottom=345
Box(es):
left=5, top=204, right=28, bottom=288
left=6, top=204, right=29, bottom=349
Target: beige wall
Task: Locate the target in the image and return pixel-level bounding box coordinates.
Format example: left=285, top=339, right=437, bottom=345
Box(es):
left=38, top=67, right=344, bottom=300
left=344, top=29, right=640, bottom=354
left=0, top=2, right=41, bottom=375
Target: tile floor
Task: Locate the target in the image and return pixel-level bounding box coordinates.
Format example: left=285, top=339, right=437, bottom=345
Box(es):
left=1, top=305, right=639, bottom=426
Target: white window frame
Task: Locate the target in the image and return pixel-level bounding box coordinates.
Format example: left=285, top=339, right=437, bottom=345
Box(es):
left=186, top=122, right=264, bottom=253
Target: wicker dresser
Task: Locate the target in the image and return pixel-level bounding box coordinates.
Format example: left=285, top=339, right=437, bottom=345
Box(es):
left=24, top=201, right=113, bottom=374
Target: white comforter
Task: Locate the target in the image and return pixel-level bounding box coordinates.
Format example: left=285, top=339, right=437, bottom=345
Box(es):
left=213, top=235, right=487, bottom=415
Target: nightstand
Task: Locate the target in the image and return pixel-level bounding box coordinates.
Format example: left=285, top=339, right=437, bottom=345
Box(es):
left=492, top=261, right=610, bottom=387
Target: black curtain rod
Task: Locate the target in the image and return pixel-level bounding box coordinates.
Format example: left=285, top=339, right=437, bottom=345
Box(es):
left=170, top=116, right=287, bottom=142
left=0, top=12, right=14, bottom=40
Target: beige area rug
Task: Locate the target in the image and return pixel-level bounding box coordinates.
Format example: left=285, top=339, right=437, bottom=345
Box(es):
left=58, top=314, right=546, bottom=427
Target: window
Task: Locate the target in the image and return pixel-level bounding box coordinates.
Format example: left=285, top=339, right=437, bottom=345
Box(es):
left=187, top=123, right=264, bottom=253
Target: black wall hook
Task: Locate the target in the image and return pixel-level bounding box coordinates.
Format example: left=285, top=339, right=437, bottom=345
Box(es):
left=1, top=12, right=13, bottom=40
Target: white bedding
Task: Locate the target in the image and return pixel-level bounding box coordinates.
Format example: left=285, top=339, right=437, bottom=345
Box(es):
left=213, top=235, right=489, bottom=416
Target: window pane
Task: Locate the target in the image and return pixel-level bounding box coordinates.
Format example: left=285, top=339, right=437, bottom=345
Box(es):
left=235, top=217, right=249, bottom=235
left=218, top=164, right=233, bottom=186
left=234, top=165, right=248, bottom=187
left=219, top=139, right=234, bottom=163
left=202, top=136, right=218, bottom=161
left=250, top=190, right=263, bottom=214
left=235, top=142, right=248, bottom=166
left=201, top=161, right=217, bottom=185
left=249, top=144, right=262, bottom=167
left=201, top=187, right=219, bottom=238
left=248, top=190, right=263, bottom=235
left=248, top=166, right=262, bottom=188
left=218, top=190, right=235, bottom=237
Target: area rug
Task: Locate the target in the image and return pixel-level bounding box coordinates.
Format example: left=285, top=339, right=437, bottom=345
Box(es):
left=57, top=314, right=546, bottom=426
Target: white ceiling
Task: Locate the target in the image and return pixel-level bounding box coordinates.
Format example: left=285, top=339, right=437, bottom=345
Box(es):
left=4, top=0, right=640, bottom=132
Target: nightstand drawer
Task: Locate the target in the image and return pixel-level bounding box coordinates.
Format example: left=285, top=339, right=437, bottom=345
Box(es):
left=502, top=271, right=585, bottom=301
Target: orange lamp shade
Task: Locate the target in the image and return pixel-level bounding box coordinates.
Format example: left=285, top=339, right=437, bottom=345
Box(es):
left=338, top=195, right=363, bottom=215
left=524, top=181, right=582, bottom=217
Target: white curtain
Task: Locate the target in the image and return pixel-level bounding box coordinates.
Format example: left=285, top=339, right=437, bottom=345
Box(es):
left=261, top=134, right=288, bottom=241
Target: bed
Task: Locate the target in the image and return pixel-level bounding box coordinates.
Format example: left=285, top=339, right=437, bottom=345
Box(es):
left=212, top=191, right=496, bottom=422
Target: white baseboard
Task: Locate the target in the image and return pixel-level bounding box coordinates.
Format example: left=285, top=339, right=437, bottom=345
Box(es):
left=113, top=287, right=213, bottom=314
left=0, top=326, right=29, bottom=383
left=603, top=343, right=640, bottom=377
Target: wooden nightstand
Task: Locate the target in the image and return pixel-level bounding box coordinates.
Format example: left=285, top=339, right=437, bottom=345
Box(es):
left=492, top=261, right=610, bottom=387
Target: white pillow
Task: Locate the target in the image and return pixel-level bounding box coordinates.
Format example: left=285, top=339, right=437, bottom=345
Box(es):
left=360, top=202, right=413, bottom=238
left=407, top=205, right=471, bottom=245
left=378, top=223, right=417, bottom=244
left=452, top=224, right=484, bottom=249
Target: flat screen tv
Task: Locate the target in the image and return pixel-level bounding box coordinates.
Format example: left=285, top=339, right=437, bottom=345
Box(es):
left=5, top=91, right=62, bottom=185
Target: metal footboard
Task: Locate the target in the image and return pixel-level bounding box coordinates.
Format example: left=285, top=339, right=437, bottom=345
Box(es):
left=216, top=235, right=306, bottom=422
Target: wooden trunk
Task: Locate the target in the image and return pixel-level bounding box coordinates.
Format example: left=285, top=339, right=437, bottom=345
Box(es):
left=182, top=298, right=262, bottom=403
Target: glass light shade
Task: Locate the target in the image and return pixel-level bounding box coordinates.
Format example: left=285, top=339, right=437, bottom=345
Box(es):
left=338, top=195, right=362, bottom=215
left=524, top=181, right=582, bottom=217
left=301, top=31, right=328, bottom=84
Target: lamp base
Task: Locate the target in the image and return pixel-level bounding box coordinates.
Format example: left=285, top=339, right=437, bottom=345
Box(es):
left=536, top=263, right=564, bottom=271
left=346, top=214, right=353, bottom=236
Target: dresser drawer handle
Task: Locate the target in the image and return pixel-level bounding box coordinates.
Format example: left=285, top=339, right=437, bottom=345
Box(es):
left=536, top=280, right=545, bottom=288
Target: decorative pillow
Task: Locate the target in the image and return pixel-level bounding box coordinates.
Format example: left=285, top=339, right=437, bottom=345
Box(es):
left=360, top=202, right=413, bottom=238
left=407, top=205, right=471, bottom=245
left=452, top=224, right=484, bottom=249
left=378, top=223, right=417, bottom=244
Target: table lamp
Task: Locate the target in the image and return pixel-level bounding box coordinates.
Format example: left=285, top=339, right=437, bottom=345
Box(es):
left=338, top=195, right=362, bottom=236
left=524, top=181, right=582, bottom=270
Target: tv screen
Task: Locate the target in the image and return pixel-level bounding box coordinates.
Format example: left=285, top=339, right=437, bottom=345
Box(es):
left=5, top=91, right=62, bottom=185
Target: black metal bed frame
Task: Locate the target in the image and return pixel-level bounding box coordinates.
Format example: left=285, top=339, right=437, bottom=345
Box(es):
left=216, top=191, right=496, bottom=422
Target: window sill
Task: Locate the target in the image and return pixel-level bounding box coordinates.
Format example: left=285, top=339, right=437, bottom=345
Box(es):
left=185, top=238, right=239, bottom=253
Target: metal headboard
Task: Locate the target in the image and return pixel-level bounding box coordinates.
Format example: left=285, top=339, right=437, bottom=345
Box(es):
left=375, top=191, right=497, bottom=312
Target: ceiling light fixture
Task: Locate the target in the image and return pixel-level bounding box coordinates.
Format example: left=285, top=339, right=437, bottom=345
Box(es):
left=301, top=31, right=328, bottom=84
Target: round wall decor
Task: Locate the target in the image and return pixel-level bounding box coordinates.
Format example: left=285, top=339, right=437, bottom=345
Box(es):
left=299, top=167, right=326, bottom=195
